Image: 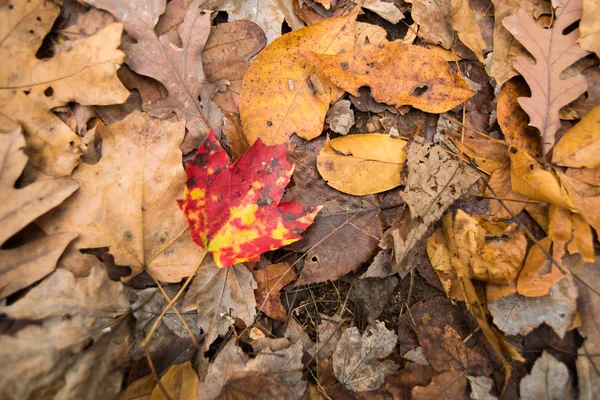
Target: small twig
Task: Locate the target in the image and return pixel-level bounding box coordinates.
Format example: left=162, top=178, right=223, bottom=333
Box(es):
left=144, top=346, right=172, bottom=400
left=476, top=195, right=545, bottom=204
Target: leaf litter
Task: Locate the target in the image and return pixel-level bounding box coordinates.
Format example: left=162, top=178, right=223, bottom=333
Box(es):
left=2, top=0, right=600, bottom=399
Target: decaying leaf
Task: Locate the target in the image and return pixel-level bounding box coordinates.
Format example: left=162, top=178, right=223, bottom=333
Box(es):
left=239, top=10, right=357, bottom=145
left=118, top=375, right=157, bottom=400
left=468, top=376, right=498, bottom=400
left=503, top=0, right=589, bottom=155
left=316, top=134, right=407, bottom=195
left=252, top=262, right=295, bottom=321
left=355, top=21, right=388, bottom=49
left=198, top=339, right=306, bottom=399
left=519, top=351, right=570, bottom=400
left=405, top=0, right=453, bottom=48
left=326, top=99, right=355, bottom=135
left=178, top=130, right=320, bottom=268
left=552, top=105, right=600, bottom=168
left=202, top=21, right=267, bottom=114
left=87, top=0, right=220, bottom=152
left=558, top=170, right=600, bottom=235
left=0, top=128, right=78, bottom=299
left=303, top=41, right=474, bottom=113
left=490, top=276, right=578, bottom=338
left=451, top=0, right=487, bottom=62
left=332, top=321, right=399, bottom=392
left=517, top=237, right=568, bottom=297
left=486, top=161, right=528, bottom=221
left=182, top=256, right=257, bottom=349
left=150, top=361, right=198, bottom=400
left=0, top=0, right=128, bottom=175
left=38, top=111, right=204, bottom=282
left=362, top=0, right=404, bottom=24
left=412, top=371, right=467, bottom=400
left=509, top=147, right=576, bottom=211
left=0, top=262, right=131, bottom=400
left=364, top=137, right=479, bottom=278
left=490, top=0, right=529, bottom=85
left=283, top=137, right=384, bottom=285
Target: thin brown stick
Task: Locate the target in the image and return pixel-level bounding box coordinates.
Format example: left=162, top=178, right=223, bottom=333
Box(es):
left=144, top=346, right=173, bottom=400
left=447, top=117, right=508, bottom=144
left=476, top=195, right=545, bottom=204
left=142, top=251, right=207, bottom=347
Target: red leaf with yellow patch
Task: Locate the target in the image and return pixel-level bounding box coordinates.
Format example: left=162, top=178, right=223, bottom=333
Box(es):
left=178, top=130, right=321, bottom=268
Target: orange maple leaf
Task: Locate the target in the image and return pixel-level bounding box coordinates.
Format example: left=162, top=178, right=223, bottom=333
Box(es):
left=178, top=130, right=321, bottom=267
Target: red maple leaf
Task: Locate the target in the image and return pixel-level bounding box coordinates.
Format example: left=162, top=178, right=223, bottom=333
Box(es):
left=178, top=130, right=321, bottom=267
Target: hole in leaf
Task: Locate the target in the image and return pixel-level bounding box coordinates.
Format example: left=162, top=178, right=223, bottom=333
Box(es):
left=8, top=4, right=14, bottom=9
left=29, top=29, right=35, bottom=35
left=563, top=20, right=579, bottom=35
left=281, top=19, right=292, bottom=35
left=212, top=11, right=228, bottom=25
left=410, top=84, right=429, bottom=97
left=311, top=256, right=318, bottom=263
left=44, top=87, right=53, bottom=97
left=266, top=121, right=272, bottom=127
left=36, top=16, right=41, bottom=21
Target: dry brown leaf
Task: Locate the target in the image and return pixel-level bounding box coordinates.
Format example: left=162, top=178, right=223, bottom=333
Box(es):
left=412, top=371, right=467, bottom=400
left=361, top=0, right=404, bottom=24
left=550, top=205, right=572, bottom=262
left=182, top=256, right=257, bottom=349
left=558, top=170, right=600, bottom=235
left=503, top=0, right=589, bottom=155
left=252, top=262, right=295, bottom=321
left=490, top=276, right=578, bottom=337
left=225, top=0, right=305, bottom=44
left=468, top=376, right=498, bottom=400
left=405, top=0, right=453, bottom=48
left=87, top=0, right=220, bottom=152
left=332, top=322, right=399, bottom=392
left=519, top=351, right=570, bottom=400
left=560, top=66, right=600, bottom=120
left=283, top=137, right=383, bottom=285
left=0, top=128, right=79, bottom=298
left=497, top=79, right=542, bottom=158
left=221, top=112, right=250, bottom=160
left=509, top=147, right=576, bottom=210
left=316, top=134, right=407, bottom=195
left=37, top=111, right=204, bottom=282
left=197, top=340, right=247, bottom=399
left=451, top=0, right=487, bottom=62
left=150, top=361, right=198, bottom=400
left=552, top=105, right=600, bottom=168
left=303, top=41, right=474, bottom=113
left=0, top=1, right=128, bottom=176
left=355, top=22, right=388, bottom=48
left=202, top=21, right=267, bottom=114
left=490, top=0, right=529, bottom=85
left=0, top=263, right=130, bottom=400
left=118, top=375, right=157, bottom=400
left=568, top=213, right=595, bottom=262
left=239, top=10, right=357, bottom=145
left=579, top=0, right=600, bottom=57
left=326, top=99, right=355, bottom=135
left=486, top=161, right=528, bottom=221
left=517, top=237, right=567, bottom=297
left=447, top=133, right=508, bottom=174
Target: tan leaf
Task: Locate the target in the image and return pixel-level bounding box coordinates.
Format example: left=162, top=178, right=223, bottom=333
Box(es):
left=565, top=164, right=600, bottom=187
left=332, top=322, right=399, bottom=392
left=150, top=361, right=199, bottom=400
left=447, top=133, right=508, bottom=174
left=451, top=0, right=487, bottom=62
left=497, top=79, right=542, bottom=158
left=202, top=21, right=267, bottom=114
left=355, top=22, right=388, bottom=49
left=303, top=41, right=474, bottom=113
left=490, top=276, right=578, bottom=337
left=362, top=0, right=404, bottom=24
left=467, top=376, right=498, bottom=400
left=118, top=375, right=157, bottom=400
left=549, top=205, right=572, bottom=262
left=37, top=111, right=205, bottom=282
left=252, top=262, right=295, bottom=321
left=325, top=99, right=355, bottom=135
left=221, top=112, right=250, bottom=160
left=87, top=0, right=220, bottom=153
left=519, top=351, right=570, bottom=400
left=503, top=0, right=589, bottom=155
left=0, top=128, right=78, bottom=298
left=412, top=371, right=467, bottom=400
left=316, top=134, right=407, bottom=195
left=579, top=0, right=600, bottom=57
left=0, top=1, right=128, bottom=175
left=509, top=147, right=576, bottom=211
left=558, top=170, right=600, bottom=235
left=225, top=0, right=305, bottom=44
left=240, top=10, right=357, bottom=145
left=182, top=256, right=257, bottom=349
left=197, top=340, right=248, bottom=399
left=486, top=161, right=528, bottom=221
left=568, top=213, right=595, bottom=263
left=517, top=237, right=566, bottom=297
left=405, top=0, right=453, bottom=48
left=552, top=105, right=600, bottom=168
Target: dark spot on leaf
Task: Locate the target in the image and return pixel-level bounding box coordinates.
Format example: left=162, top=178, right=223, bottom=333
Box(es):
left=410, top=84, right=429, bottom=97
left=341, top=62, right=349, bottom=71
left=266, top=121, right=272, bottom=127
left=124, top=231, right=133, bottom=240
left=44, top=87, right=53, bottom=97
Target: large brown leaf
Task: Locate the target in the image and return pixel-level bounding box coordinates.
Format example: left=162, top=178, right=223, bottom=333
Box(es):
left=38, top=111, right=205, bottom=282
left=86, top=0, right=220, bottom=152
left=503, top=0, right=589, bottom=155
left=0, top=0, right=128, bottom=175
left=303, top=41, right=474, bottom=113
left=0, top=128, right=78, bottom=299
left=412, top=371, right=467, bottom=400
left=239, top=11, right=357, bottom=145
left=182, top=256, right=257, bottom=349
left=283, top=137, right=383, bottom=285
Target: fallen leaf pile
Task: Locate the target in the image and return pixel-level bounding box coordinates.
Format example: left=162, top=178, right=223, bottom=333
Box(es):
left=2, top=0, right=600, bottom=398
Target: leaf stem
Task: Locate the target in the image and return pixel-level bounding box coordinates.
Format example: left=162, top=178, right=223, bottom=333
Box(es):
left=142, top=250, right=208, bottom=347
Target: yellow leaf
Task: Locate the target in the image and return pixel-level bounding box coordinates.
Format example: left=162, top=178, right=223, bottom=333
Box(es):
left=552, top=105, right=600, bottom=168
left=517, top=237, right=567, bottom=297
left=316, top=134, right=407, bottom=195
left=426, top=229, right=464, bottom=301
left=239, top=10, right=358, bottom=145
left=509, top=147, right=576, bottom=211
left=150, top=362, right=198, bottom=400
left=486, top=161, right=528, bottom=221
left=451, top=0, right=487, bottom=62
left=568, top=213, right=595, bottom=263
left=558, top=170, right=600, bottom=236
left=549, top=205, right=572, bottom=263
